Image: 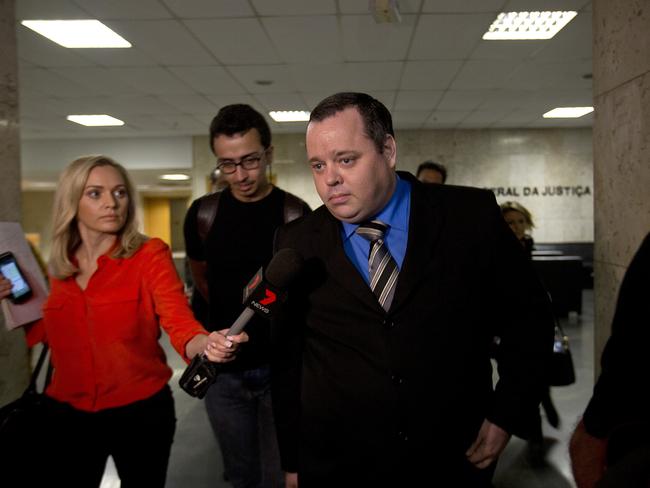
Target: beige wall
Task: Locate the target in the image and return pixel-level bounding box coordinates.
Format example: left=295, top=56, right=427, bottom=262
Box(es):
left=592, top=1, right=650, bottom=370
left=21, top=190, right=54, bottom=260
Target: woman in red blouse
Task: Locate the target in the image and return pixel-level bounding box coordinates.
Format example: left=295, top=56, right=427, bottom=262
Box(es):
left=0, top=155, right=247, bottom=487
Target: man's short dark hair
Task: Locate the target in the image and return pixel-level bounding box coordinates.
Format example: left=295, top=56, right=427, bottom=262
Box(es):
left=209, top=104, right=271, bottom=155
left=309, top=92, right=394, bottom=154
left=416, top=160, right=448, bottom=183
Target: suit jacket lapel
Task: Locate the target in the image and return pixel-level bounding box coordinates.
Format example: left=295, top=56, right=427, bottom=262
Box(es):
left=390, top=175, right=444, bottom=312
left=316, top=210, right=383, bottom=311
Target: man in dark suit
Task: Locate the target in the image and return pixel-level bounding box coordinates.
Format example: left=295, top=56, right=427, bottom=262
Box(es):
left=271, top=92, right=554, bottom=487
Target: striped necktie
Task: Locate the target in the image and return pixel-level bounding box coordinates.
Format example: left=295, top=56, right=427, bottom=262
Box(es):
left=356, top=220, right=399, bottom=311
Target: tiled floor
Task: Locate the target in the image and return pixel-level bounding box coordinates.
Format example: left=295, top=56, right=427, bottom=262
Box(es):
left=100, top=290, right=595, bottom=487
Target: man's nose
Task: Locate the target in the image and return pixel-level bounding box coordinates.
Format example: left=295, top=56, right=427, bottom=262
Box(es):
left=324, top=164, right=341, bottom=186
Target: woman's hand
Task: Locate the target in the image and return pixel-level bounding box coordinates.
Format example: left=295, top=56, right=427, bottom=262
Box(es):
left=0, top=276, right=13, bottom=301
left=203, top=329, right=249, bottom=363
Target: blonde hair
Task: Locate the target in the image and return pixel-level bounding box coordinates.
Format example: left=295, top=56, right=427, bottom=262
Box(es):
left=49, top=155, right=146, bottom=279
left=500, top=201, right=535, bottom=230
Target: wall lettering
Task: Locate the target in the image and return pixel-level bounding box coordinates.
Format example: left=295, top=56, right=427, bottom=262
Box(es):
left=486, top=185, right=592, bottom=198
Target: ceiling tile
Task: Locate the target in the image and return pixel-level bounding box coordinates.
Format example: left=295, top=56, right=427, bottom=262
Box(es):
left=73, top=0, right=172, bottom=19
left=409, top=14, right=495, bottom=60
left=203, top=95, right=264, bottom=114
left=436, top=90, right=487, bottom=110
left=341, top=14, right=416, bottom=61
left=425, top=110, right=468, bottom=127
left=471, top=40, right=546, bottom=60
left=251, top=0, right=336, bottom=16
left=394, top=90, right=444, bottom=110
left=290, top=62, right=403, bottom=93
left=450, top=59, right=522, bottom=89
left=503, top=0, right=589, bottom=11
left=184, top=18, right=281, bottom=64
left=391, top=110, right=432, bottom=128
left=502, top=60, right=593, bottom=91
left=422, top=0, right=505, bottom=13
left=74, top=47, right=159, bottom=67
left=262, top=16, right=341, bottom=64
left=228, top=65, right=297, bottom=93
left=105, top=20, right=216, bottom=65
left=108, top=67, right=196, bottom=95
left=400, top=60, right=463, bottom=89
left=253, top=92, right=309, bottom=111
left=156, top=94, right=220, bottom=115
left=162, top=0, right=255, bottom=18
left=340, top=0, right=423, bottom=14
left=16, top=0, right=88, bottom=19
left=17, top=29, right=95, bottom=68
left=51, top=67, right=145, bottom=96
left=168, top=66, right=245, bottom=95
left=533, top=14, right=592, bottom=61
left=19, top=68, right=94, bottom=97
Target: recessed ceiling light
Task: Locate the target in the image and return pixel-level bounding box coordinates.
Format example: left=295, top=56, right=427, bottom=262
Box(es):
left=159, top=174, right=190, bottom=181
left=21, top=20, right=131, bottom=48
left=66, top=115, right=124, bottom=126
left=269, top=111, right=310, bottom=122
left=543, top=107, right=594, bottom=118
left=483, top=11, right=577, bottom=40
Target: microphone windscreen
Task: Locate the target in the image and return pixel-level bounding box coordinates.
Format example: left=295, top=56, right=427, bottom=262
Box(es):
left=265, top=248, right=304, bottom=289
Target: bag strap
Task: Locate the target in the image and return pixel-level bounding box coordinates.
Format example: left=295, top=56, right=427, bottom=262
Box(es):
left=283, top=192, right=307, bottom=224
left=197, top=191, right=223, bottom=246
left=26, top=344, right=50, bottom=394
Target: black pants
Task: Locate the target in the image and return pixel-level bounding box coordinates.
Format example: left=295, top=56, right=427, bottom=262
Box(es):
left=37, top=386, right=176, bottom=488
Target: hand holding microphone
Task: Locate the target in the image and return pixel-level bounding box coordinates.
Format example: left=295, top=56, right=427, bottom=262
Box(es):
left=180, top=248, right=304, bottom=398
left=203, top=328, right=249, bottom=363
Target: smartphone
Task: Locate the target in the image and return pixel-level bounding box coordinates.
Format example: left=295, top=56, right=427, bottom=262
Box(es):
left=0, top=252, right=33, bottom=304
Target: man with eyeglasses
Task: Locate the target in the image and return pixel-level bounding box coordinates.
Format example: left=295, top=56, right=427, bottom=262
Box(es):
left=183, top=104, right=310, bottom=488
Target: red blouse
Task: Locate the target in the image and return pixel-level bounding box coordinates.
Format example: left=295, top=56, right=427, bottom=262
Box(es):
left=26, top=238, right=207, bottom=412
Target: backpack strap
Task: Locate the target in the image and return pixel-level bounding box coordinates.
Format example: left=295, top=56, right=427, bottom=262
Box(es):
left=197, top=191, right=223, bottom=245
left=283, top=192, right=307, bottom=224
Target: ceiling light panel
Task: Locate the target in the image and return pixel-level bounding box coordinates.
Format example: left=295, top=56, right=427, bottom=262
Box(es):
left=21, top=20, right=131, bottom=48
left=67, top=114, right=125, bottom=126
left=483, top=11, right=578, bottom=40
left=543, top=107, right=594, bottom=118
left=269, top=111, right=310, bottom=122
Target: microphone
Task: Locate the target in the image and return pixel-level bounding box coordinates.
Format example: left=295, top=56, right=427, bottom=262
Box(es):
left=179, top=249, right=304, bottom=398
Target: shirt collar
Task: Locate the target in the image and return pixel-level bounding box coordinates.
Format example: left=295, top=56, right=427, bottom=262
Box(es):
left=342, top=174, right=410, bottom=240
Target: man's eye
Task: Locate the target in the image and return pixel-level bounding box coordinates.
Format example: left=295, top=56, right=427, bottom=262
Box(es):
left=311, top=162, right=324, bottom=172
left=340, top=158, right=354, bottom=165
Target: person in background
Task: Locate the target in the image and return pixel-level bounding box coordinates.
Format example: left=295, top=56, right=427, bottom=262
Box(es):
left=500, top=201, right=561, bottom=464
left=570, top=231, right=650, bottom=487
left=184, top=104, right=309, bottom=488
left=416, top=159, right=447, bottom=184
left=500, top=201, right=535, bottom=257
left=272, top=92, right=554, bottom=487
left=0, top=155, right=244, bottom=487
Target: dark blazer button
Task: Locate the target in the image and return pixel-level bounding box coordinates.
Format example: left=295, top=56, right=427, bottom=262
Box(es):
left=382, top=318, right=395, bottom=328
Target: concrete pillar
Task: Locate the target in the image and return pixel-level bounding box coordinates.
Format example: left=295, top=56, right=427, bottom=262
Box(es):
left=593, top=0, right=650, bottom=372
left=0, top=0, right=30, bottom=406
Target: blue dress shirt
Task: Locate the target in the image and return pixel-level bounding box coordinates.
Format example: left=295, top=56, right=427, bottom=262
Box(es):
left=341, top=175, right=411, bottom=285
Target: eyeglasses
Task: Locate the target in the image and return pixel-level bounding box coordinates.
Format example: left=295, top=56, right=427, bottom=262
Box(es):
left=216, top=150, right=266, bottom=175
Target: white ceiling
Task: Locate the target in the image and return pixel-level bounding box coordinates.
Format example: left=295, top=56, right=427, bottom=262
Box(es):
left=16, top=0, right=593, bottom=140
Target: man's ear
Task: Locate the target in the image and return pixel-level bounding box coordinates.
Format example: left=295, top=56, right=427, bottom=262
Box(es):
left=383, top=135, right=397, bottom=169
left=266, top=145, right=274, bottom=164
